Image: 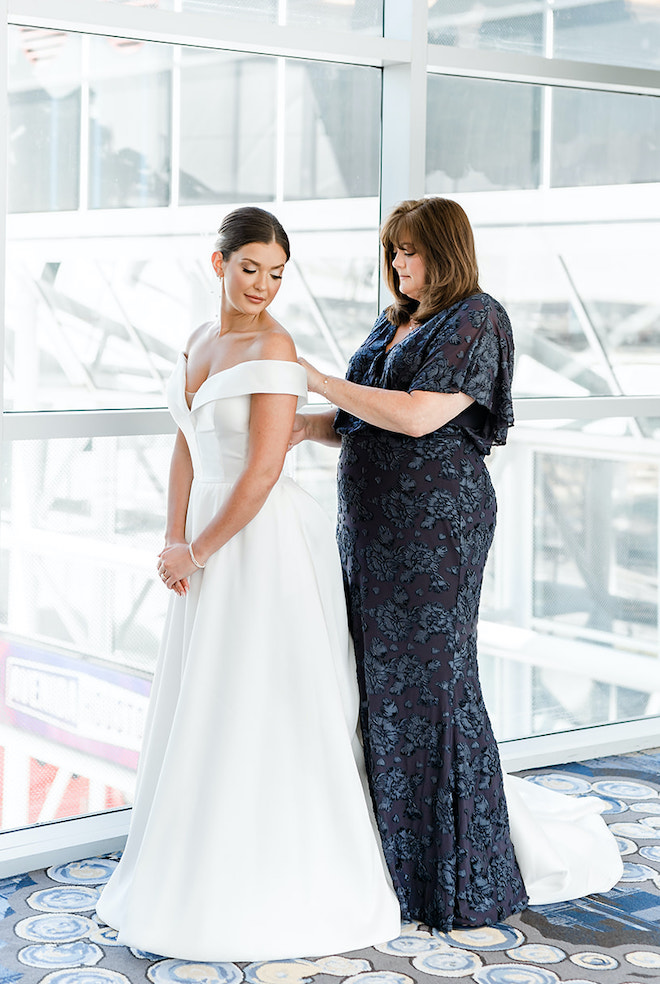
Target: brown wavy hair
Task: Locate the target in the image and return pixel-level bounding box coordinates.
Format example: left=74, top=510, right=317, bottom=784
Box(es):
left=380, top=197, right=480, bottom=326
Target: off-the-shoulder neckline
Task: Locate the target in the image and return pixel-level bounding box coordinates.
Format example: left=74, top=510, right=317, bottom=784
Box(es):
left=180, top=354, right=304, bottom=408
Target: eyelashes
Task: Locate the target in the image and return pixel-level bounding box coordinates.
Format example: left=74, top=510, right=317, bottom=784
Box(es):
left=242, top=268, right=282, bottom=280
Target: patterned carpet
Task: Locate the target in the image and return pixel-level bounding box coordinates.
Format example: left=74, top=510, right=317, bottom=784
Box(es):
left=2, top=750, right=660, bottom=984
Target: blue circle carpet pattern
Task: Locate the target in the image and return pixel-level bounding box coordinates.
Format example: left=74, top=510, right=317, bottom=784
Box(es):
left=2, top=751, right=660, bottom=984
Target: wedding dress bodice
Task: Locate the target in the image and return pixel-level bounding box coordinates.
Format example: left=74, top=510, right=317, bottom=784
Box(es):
left=167, top=355, right=307, bottom=483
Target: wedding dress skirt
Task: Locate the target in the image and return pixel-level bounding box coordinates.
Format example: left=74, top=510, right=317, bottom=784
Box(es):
left=96, top=358, right=401, bottom=961
left=505, top=773, right=622, bottom=906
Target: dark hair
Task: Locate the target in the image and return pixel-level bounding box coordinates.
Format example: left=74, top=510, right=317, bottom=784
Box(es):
left=214, top=206, right=290, bottom=261
left=380, top=197, right=480, bottom=326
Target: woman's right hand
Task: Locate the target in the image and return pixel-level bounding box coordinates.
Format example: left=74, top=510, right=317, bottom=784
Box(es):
left=288, top=413, right=308, bottom=451
left=159, top=539, right=190, bottom=596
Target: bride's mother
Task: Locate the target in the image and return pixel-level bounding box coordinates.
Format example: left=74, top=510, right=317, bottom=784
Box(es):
left=293, top=196, right=526, bottom=931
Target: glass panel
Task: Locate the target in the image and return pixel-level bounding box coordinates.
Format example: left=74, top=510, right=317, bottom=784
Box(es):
left=179, top=55, right=380, bottom=204
left=181, top=0, right=277, bottom=18
left=88, top=38, right=172, bottom=209
left=284, top=0, right=383, bottom=33
left=534, top=453, right=657, bottom=643
left=476, top=220, right=660, bottom=401
left=554, top=1, right=660, bottom=72
left=5, top=222, right=378, bottom=412
left=427, top=0, right=660, bottom=70
left=286, top=229, right=378, bottom=367
left=180, top=49, right=277, bottom=205
left=0, top=433, right=174, bottom=830
left=480, top=431, right=660, bottom=741
left=428, top=0, right=544, bottom=56
left=7, top=30, right=82, bottom=213
left=468, top=221, right=660, bottom=396
left=102, top=0, right=384, bottom=33
left=551, top=88, right=660, bottom=188
left=4, top=238, right=208, bottom=410
left=427, top=77, right=660, bottom=193
left=284, top=61, right=380, bottom=199
left=426, top=75, right=540, bottom=193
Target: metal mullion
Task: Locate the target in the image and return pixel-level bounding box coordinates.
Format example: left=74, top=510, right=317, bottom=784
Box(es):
left=538, top=0, right=554, bottom=189
left=529, top=614, right=658, bottom=659
left=4, top=395, right=660, bottom=443
left=274, top=57, right=286, bottom=203
left=6, top=198, right=381, bottom=245
left=379, top=0, right=428, bottom=310
left=169, top=45, right=182, bottom=209
left=427, top=44, right=660, bottom=97
left=2, top=408, right=175, bottom=441
left=509, top=425, right=660, bottom=461
left=514, top=395, right=660, bottom=421
left=8, top=0, right=406, bottom=68
left=79, top=34, right=90, bottom=211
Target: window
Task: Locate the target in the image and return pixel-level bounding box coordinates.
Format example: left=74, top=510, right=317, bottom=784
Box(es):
left=2, top=0, right=659, bottom=863
left=2, top=9, right=382, bottom=841
left=426, top=63, right=660, bottom=746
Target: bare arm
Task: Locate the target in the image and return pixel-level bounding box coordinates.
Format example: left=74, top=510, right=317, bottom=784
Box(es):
left=158, top=389, right=298, bottom=585
left=161, top=429, right=194, bottom=595
left=289, top=408, right=341, bottom=449
left=299, top=358, right=473, bottom=439
left=191, top=389, right=298, bottom=563
left=165, top=429, right=194, bottom=545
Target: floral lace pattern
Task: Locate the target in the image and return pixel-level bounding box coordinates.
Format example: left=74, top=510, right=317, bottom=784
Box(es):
left=335, top=293, right=527, bottom=930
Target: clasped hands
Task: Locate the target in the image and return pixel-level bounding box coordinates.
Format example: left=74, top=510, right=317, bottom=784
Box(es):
left=157, top=542, right=193, bottom=596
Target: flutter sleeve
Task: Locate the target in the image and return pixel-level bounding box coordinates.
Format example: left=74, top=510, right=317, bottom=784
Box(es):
left=334, top=312, right=393, bottom=436
left=409, top=293, right=515, bottom=449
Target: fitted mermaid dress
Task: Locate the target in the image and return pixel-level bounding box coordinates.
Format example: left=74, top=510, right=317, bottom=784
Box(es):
left=334, top=294, right=622, bottom=930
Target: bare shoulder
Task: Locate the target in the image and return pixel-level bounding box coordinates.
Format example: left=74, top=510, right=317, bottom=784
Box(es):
left=184, top=320, right=215, bottom=357
left=253, top=318, right=297, bottom=364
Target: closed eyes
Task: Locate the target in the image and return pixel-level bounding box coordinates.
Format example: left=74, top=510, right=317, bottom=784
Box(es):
left=242, top=267, right=282, bottom=280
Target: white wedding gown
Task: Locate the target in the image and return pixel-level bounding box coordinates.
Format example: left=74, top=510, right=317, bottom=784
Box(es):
left=96, top=357, right=401, bottom=960
left=96, top=356, right=622, bottom=961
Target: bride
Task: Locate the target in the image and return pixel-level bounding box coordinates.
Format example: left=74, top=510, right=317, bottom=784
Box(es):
left=95, top=206, right=401, bottom=961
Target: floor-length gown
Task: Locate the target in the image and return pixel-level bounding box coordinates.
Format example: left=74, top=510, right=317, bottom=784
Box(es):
left=334, top=294, right=623, bottom=931
left=96, top=356, right=401, bottom=961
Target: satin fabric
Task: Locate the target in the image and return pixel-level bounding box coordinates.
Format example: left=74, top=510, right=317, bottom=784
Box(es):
left=96, top=358, right=401, bottom=961
left=505, top=773, right=623, bottom=906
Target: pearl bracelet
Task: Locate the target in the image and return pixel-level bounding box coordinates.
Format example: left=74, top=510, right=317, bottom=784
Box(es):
left=188, top=542, right=205, bottom=569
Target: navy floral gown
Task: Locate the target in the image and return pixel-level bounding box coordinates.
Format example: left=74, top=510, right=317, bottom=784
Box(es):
left=334, top=292, right=528, bottom=931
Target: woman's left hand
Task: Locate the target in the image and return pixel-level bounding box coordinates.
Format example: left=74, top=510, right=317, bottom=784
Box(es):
left=298, top=357, right=325, bottom=396
left=157, top=542, right=195, bottom=594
